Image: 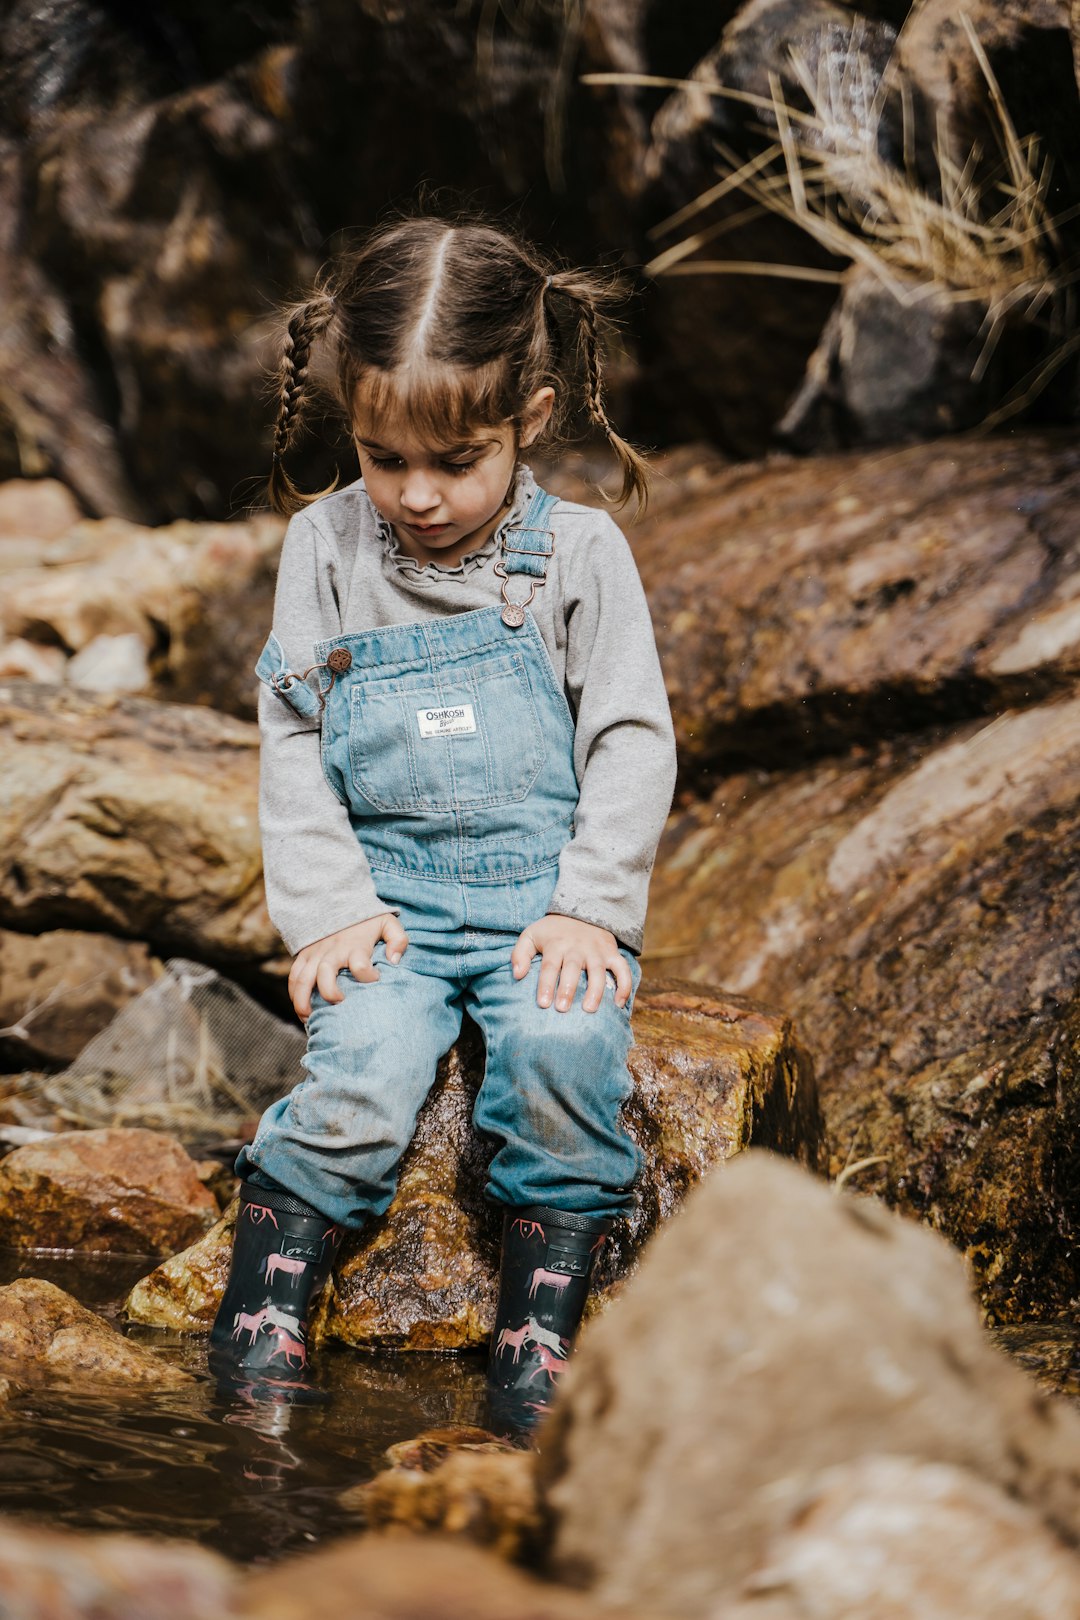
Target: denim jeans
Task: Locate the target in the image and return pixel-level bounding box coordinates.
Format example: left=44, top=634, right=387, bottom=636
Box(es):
left=238, top=936, right=641, bottom=1227
left=244, top=490, right=643, bottom=1226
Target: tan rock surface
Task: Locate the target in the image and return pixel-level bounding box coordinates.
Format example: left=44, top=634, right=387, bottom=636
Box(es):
left=647, top=696, right=1080, bottom=1320
left=729, top=1454, right=1080, bottom=1620
left=0, top=681, right=274, bottom=961
left=0, top=1278, right=191, bottom=1389
left=126, top=985, right=821, bottom=1346
left=240, top=1533, right=660, bottom=1620
left=538, top=1151, right=1080, bottom=1617
left=630, top=433, right=1080, bottom=775
left=0, top=1127, right=217, bottom=1255
left=0, top=505, right=284, bottom=718
left=0, top=927, right=159, bottom=1072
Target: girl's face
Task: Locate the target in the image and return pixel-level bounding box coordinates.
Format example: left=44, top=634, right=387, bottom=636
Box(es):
left=352, top=387, right=554, bottom=570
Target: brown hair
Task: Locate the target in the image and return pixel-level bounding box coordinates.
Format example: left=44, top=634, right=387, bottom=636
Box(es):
left=268, top=214, right=648, bottom=516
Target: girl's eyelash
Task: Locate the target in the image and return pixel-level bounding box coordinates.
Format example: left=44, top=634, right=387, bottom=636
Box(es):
left=366, top=455, right=478, bottom=474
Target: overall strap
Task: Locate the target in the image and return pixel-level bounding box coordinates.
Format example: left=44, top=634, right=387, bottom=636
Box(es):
left=500, top=489, right=558, bottom=579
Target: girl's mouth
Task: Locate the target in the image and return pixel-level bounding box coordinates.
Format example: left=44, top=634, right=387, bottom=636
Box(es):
left=406, top=522, right=452, bottom=537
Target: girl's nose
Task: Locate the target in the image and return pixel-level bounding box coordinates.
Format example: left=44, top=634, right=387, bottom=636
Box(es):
left=400, top=472, right=441, bottom=514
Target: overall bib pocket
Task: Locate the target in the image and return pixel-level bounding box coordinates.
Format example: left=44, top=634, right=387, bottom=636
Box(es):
left=347, top=651, right=547, bottom=813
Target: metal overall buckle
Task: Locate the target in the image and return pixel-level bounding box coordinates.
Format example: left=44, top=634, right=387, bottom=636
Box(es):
left=495, top=527, right=555, bottom=629
left=270, top=646, right=353, bottom=713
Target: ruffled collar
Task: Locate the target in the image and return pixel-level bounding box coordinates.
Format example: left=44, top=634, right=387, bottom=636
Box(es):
left=375, top=462, right=537, bottom=583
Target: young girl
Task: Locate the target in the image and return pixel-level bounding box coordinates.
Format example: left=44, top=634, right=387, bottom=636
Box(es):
left=208, top=215, right=677, bottom=1428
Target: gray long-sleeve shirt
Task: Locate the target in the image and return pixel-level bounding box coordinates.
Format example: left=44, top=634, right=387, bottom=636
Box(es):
left=258, top=465, right=677, bottom=956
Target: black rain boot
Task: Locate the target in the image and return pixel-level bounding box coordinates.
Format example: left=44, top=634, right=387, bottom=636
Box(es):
left=207, top=1180, right=344, bottom=1390
left=486, top=1204, right=612, bottom=1435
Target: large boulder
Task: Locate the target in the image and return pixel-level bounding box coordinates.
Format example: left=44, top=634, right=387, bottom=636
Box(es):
left=0, top=1277, right=191, bottom=1389
left=630, top=431, right=1080, bottom=776
left=125, top=984, right=822, bottom=1346
left=647, top=694, right=1080, bottom=1321
left=0, top=682, right=272, bottom=961
left=538, top=1151, right=1080, bottom=1616
left=0, top=1127, right=218, bottom=1255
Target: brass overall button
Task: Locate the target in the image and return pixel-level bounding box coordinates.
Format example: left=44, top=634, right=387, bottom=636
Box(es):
left=327, top=648, right=353, bottom=674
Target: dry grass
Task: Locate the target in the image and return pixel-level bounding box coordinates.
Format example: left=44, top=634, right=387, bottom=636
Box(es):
left=585, top=13, right=1080, bottom=424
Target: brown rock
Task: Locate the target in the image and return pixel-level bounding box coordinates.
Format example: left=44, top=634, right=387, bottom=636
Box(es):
left=0, top=1517, right=234, bottom=1618
left=126, top=984, right=821, bottom=1345
left=347, top=1447, right=541, bottom=1561
left=240, top=1533, right=659, bottom=1620
left=0, top=927, right=158, bottom=1072
left=630, top=432, right=1080, bottom=775
left=730, top=1455, right=1080, bottom=1620
left=0, top=1127, right=218, bottom=1255
left=0, top=682, right=273, bottom=962
left=646, top=695, right=1080, bottom=1321
left=0, top=1277, right=191, bottom=1389
left=538, top=1151, right=1080, bottom=1617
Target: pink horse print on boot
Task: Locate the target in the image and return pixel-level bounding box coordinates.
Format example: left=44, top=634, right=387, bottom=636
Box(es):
left=496, top=1323, right=532, bottom=1362
left=264, top=1252, right=308, bottom=1285
left=231, top=1308, right=270, bottom=1343
left=528, top=1267, right=572, bottom=1301
left=265, top=1326, right=307, bottom=1369
left=525, top=1344, right=567, bottom=1383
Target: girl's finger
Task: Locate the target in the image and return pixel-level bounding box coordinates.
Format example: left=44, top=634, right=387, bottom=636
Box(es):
left=347, top=951, right=378, bottom=984
left=536, top=950, right=562, bottom=1009
left=383, top=918, right=409, bottom=963
left=315, top=956, right=346, bottom=1005
left=555, top=954, right=585, bottom=1013
left=289, top=958, right=318, bottom=1021
left=607, top=951, right=634, bottom=1009
left=511, top=930, right=539, bottom=979
left=581, top=957, right=609, bottom=1014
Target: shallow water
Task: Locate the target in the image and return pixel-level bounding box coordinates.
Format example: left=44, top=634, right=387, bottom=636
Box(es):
left=0, top=1248, right=488, bottom=1566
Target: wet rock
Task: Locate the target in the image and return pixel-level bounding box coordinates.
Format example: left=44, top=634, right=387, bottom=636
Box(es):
left=0, top=927, right=158, bottom=1072
left=0, top=682, right=273, bottom=962
left=346, top=1441, right=541, bottom=1561
left=126, top=985, right=821, bottom=1346
left=728, top=1454, right=1080, bottom=1620
left=647, top=695, right=1080, bottom=1321
left=239, top=1533, right=658, bottom=1620
left=538, top=1151, right=1080, bottom=1616
left=0, top=1277, right=191, bottom=1389
left=0, top=1127, right=218, bottom=1255
left=630, top=431, right=1080, bottom=775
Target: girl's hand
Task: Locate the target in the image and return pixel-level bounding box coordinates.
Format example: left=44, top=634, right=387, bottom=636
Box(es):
left=288, top=913, right=409, bottom=1021
left=510, top=914, right=632, bottom=1014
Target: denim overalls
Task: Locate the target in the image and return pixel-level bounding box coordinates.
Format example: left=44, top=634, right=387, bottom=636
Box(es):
left=240, top=490, right=642, bottom=1228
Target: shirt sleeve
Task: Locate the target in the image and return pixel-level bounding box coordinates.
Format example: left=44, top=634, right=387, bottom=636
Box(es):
left=258, top=509, right=395, bottom=956
left=547, top=512, right=678, bottom=954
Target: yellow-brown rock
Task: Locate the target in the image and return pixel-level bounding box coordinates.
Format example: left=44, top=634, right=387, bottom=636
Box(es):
left=646, top=697, right=1080, bottom=1321
left=126, top=984, right=821, bottom=1346
left=345, top=1437, right=540, bottom=1561
left=0, top=1127, right=218, bottom=1255
left=0, top=1278, right=191, bottom=1389
left=0, top=682, right=274, bottom=961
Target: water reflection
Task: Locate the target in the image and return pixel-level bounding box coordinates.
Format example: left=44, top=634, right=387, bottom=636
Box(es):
left=0, top=1248, right=487, bottom=1565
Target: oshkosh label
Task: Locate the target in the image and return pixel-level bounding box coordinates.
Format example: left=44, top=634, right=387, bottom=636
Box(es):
left=417, top=703, right=477, bottom=738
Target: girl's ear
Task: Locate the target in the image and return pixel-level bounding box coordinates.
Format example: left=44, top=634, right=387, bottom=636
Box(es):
left=520, top=386, right=556, bottom=447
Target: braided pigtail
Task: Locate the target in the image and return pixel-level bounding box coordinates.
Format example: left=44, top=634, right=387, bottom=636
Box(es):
left=267, top=290, right=339, bottom=515
left=548, top=272, right=650, bottom=517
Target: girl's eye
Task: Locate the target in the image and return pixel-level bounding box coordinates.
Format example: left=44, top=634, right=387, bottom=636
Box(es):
left=442, top=460, right=477, bottom=475
left=368, top=456, right=403, bottom=469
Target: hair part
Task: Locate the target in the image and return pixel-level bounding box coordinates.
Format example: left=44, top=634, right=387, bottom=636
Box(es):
left=266, top=213, right=649, bottom=517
